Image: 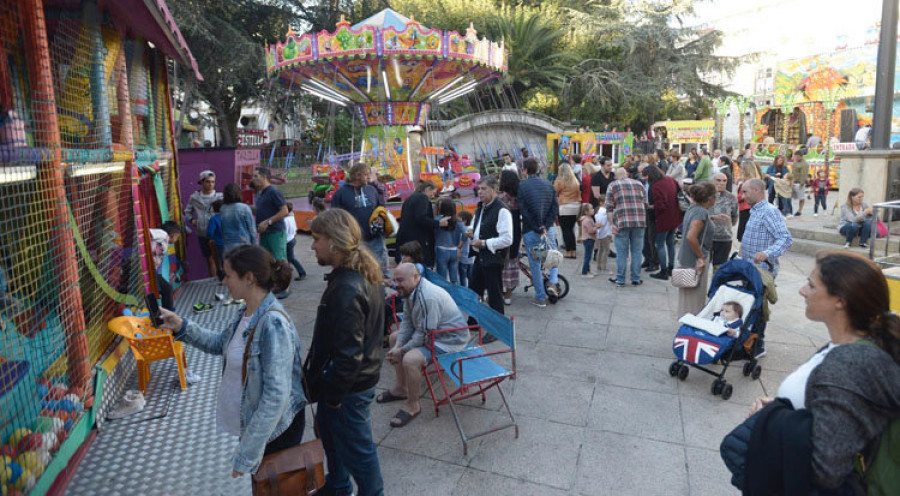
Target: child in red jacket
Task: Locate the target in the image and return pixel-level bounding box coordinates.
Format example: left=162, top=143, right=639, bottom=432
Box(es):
left=808, top=169, right=832, bottom=216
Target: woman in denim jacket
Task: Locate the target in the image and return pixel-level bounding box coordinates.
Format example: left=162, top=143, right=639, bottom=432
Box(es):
left=160, top=245, right=307, bottom=477
left=220, top=183, right=258, bottom=252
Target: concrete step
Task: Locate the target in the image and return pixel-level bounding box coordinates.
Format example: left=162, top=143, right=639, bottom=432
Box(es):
left=788, top=237, right=873, bottom=257
left=786, top=222, right=900, bottom=252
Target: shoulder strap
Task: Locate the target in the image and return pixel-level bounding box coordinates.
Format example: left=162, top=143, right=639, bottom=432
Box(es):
left=242, top=308, right=291, bottom=382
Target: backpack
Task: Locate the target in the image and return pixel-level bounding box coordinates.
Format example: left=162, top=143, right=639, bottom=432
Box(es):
left=854, top=339, right=900, bottom=495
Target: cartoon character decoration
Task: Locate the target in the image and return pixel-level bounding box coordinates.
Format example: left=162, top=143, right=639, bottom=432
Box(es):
left=796, top=66, right=849, bottom=102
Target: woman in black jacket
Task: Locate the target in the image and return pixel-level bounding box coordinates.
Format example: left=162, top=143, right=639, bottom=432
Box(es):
left=306, top=208, right=386, bottom=496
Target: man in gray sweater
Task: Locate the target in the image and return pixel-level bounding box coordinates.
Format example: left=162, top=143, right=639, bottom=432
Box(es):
left=380, top=263, right=469, bottom=427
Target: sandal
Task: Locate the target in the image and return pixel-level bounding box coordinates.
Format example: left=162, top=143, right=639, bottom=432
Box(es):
left=390, top=409, right=420, bottom=428
left=376, top=391, right=407, bottom=404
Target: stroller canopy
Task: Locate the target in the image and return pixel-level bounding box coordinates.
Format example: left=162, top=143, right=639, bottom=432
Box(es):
left=709, top=259, right=766, bottom=306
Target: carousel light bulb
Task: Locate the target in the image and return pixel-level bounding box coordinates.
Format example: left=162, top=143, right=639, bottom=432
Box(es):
left=429, top=76, right=463, bottom=101
left=382, top=71, right=391, bottom=101
left=366, top=66, right=372, bottom=93
left=302, top=87, right=347, bottom=107
left=392, top=58, right=402, bottom=86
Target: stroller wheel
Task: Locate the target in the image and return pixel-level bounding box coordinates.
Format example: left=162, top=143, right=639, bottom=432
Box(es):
left=669, top=361, right=680, bottom=377
left=677, top=364, right=689, bottom=381
left=751, top=365, right=762, bottom=380
left=742, top=362, right=753, bottom=377
left=711, top=379, right=725, bottom=395
left=721, top=383, right=733, bottom=400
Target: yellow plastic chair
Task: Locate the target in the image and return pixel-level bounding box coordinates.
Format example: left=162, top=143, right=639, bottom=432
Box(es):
left=107, top=316, right=186, bottom=392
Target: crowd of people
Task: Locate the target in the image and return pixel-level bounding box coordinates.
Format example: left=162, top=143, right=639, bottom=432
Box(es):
left=150, top=145, right=900, bottom=495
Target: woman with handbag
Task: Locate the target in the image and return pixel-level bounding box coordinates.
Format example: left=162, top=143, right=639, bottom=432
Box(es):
left=159, top=245, right=310, bottom=482
left=554, top=163, right=582, bottom=258
left=674, top=182, right=716, bottom=316
left=839, top=187, right=875, bottom=248
left=723, top=252, right=900, bottom=494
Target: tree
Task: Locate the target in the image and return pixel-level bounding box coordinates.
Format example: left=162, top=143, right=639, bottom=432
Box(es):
left=169, top=0, right=317, bottom=147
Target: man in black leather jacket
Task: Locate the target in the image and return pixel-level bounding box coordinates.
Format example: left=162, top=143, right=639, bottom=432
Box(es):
left=305, top=208, right=385, bottom=496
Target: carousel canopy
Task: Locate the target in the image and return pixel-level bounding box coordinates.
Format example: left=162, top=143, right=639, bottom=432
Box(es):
left=265, top=9, right=507, bottom=126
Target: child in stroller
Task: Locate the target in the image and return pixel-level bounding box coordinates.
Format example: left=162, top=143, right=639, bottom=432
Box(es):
left=669, top=259, right=766, bottom=400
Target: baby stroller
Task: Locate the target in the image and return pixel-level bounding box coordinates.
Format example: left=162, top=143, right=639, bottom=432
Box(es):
left=668, top=259, right=767, bottom=400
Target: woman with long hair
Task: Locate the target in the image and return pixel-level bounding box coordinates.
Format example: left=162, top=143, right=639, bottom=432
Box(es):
left=159, top=245, right=305, bottom=478
left=767, top=155, right=791, bottom=215
left=676, top=182, right=716, bottom=316
left=554, top=163, right=581, bottom=258
left=219, top=182, right=257, bottom=252
left=739, top=252, right=900, bottom=493
left=685, top=149, right=700, bottom=179
left=499, top=170, right=521, bottom=304
left=306, top=208, right=385, bottom=495
left=839, top=187, right=875, bottom=248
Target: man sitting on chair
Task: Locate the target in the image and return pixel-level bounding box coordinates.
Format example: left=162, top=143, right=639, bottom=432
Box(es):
left=378, top=263, right=470, bottom=428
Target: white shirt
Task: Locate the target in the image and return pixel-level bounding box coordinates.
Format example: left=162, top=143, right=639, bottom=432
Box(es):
left=855, top=126, right=870, bottom=142
left=501, top=163, right=519, bottom=177
left=217, top=316, right=252, bottom=436
left=472, top=199, right=513, bottom=254
left=776, top=342, right=838, bottom=410
left=284, top=214, right=298, bottom=242
left=594, top=208, right=611, bottom=239
left=571, top=163, right=583, bottom=181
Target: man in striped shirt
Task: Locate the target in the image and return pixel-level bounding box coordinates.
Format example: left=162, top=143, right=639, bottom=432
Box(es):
left=739, top=178, right=793, bottom=358
left=606, top=168, right=648, bottom=287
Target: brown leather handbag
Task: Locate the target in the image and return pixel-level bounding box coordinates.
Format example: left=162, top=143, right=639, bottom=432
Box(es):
left=243, top=309, right=326, bottom=496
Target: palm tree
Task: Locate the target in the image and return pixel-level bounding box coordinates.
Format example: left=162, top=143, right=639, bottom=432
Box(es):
left=486, top=11, right=571, bottom=102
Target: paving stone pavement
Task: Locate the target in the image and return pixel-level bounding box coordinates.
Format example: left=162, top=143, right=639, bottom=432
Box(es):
left=67, top=238, right=827, bottom=496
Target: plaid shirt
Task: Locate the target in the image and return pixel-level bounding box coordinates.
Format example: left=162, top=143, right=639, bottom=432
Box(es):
left=740, top=201, right=792, bottom=276
left=606, top=178, right=647, bottom=229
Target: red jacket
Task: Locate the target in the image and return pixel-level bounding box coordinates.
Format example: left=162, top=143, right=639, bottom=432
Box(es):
left=651, top=176, right=682, bottom=232
left=581, top=173, right=592, bottom=204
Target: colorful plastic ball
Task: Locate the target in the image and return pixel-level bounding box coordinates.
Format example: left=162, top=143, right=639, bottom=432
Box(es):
left=66, top=385, right=83, bottom=398
left=57, top=399, right=75, bottom=414
left=32, top=417, right=55, bottom=434
left=15, top=433, right=41, bottom=454
left=0, top=456, right=19, bottom=486
left=64, top=418, right=73, bottom=431
left=55, top=430, right=67, bottom=446
left=36, top=383, right=49, bottom=398
left=47, top=385, right=67, bottom=401
left=17, top=452, right=43, bottom=478
left=62, top=395, right=83, bottom=412
left=6, top=430, right=30, bottom=450
left=40, top=433, right=57, bottom=452
left=14, top=468, right=32, bottom=491
left=0, top=445, right=15, bottom=458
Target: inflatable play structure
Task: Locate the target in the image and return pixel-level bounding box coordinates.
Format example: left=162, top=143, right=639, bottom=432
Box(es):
left=0, top=0, right=199, bottom=493
left=266, top=8, right=507, bottom=197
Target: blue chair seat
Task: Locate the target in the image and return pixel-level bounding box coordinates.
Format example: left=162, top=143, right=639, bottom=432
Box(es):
left=436, top=347, right=510, bottom=387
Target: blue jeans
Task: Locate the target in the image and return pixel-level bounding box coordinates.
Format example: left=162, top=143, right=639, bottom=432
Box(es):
left=317, top=387, right=384, bottom=496
left=458, top=262, right=472, bottom=287
left=654, top=230, right=676, bottom=270
left=840, top=221, right=872, bottom=245
left=581, top=239, right=595, bottom=274
left=286, top=238, right=306, bottom=277
left=613, top=227, right=645, bottom=284
left=365, top=237, right=387, bottom=269
left=435, top=248, right=459, bottom=284
left=779, top=196, right=793, bottom=215
left=523, top=230, right=559, bottom=303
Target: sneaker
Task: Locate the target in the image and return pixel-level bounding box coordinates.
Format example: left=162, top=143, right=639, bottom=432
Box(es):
left=649, top=270, right=668, bottom=280
left=503, top=297, right=512, bottom=305
left=814, top=213, right=818, bottom=217
left=794, top=212, right=801, bottom=217
left=608, top=277, right=625, bottom=287
left=546, top=284, right=559, bottom=297
left=185, top=369, right=201, bottom=384
left=609, top=251, right=617, bottom=259
left=860, top=243, right=868, bottom=249
left=754, top=340, right=767, bottom=359
left=631, top=280, right=643, bottom=286
left=581, top=273, right=596, bottom=279
left=107, top=390, right=146, bottom=419
left=531, top=299, right=547, bottom=308
left=192, top=303, right=213, bottom=313
left=295, top=274, right=307, bottom=281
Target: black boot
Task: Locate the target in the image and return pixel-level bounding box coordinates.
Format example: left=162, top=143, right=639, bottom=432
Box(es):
left=650, top=268, right=669, bottom=280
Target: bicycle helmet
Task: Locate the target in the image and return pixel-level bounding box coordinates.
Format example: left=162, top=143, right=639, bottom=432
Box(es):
left=543, top=249, right=563, bottom=270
